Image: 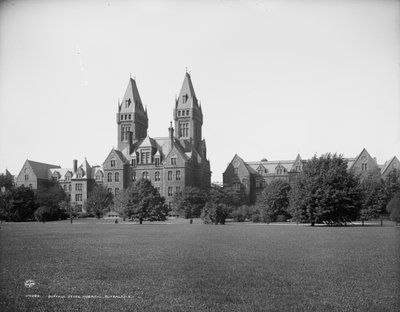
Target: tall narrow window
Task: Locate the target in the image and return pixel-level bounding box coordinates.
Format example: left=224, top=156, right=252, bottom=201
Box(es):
left=25, top=174, right=29, bottom=181
left=155, top=157, right=160, bottom=166
left=142, top=171, right=149, bottom=179
left=111, top=159, right=115, bottom=167
left=168, top=171, right=172, bottom=181
left=132, top=172, right=136, bottom=181
left=168, top=187, right=173, bottom=196
left=176, top=170, right=181, bottom=181
left=107, top=172, right=112, bottom=182
left=131, top=158, right=136, bottom=167
left=155, top=171, right=160, bottom=181
left=115, top=188, right=119, bottom=196
left=179, top=122, right=189, bottom=137
left=115, top=172, right=120, bottom=182
left=171, top=157, right=177, bottom=165
left=146, top=152, right=150, bottom=164
left=362, top=163, right=367, bottom=171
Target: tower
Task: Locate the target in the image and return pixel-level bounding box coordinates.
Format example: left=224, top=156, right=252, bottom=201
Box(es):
left=173, top=72, right=203, bottom=150
left=116, top=77, right=148, bottom=150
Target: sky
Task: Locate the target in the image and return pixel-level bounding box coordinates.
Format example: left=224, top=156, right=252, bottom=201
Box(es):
left=0, top=0, right=399, bottom=183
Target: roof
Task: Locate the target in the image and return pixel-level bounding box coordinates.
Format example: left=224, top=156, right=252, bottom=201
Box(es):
left=381, top=156, right=399, bottom=174
left=50, top=168, right=73, bottom=180
left=247, top=160, right=295, bottom=174
left=176, top=72, right=198, bottom=108
left=27, top=160, right=60, bottom=179
left=119, top=78, right=144, bottom=114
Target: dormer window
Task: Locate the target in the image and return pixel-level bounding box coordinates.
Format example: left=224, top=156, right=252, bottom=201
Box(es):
left=140, top=150, right=151, bottom=164
left=277, top=168, right=283, bottom=175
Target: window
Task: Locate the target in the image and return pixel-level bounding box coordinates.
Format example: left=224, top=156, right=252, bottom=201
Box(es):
left=66, top=175, right=71, bottom=181
left=107, top=172, right=112, bottom=182
left=362, top=163, right=367, bottom=171
left=75, top=183, right=82, bottom=191
left=132, top=172, right=136, bottom=181
left=131, top=158, right=136, bottom=167
left=69, top=185, right=71, bottom=192
left=168, top=171, right=172, bottom=181
left=52, top=176, right=58, bottom=181
left=168, top=186, right=173, bottom=196
left=176, top=186, right=181, bottom=193
left=179, top=122, right=189, bottom=137
left=25, top=174, right=29, bottom=181
left=176, top=170, right=181, bottom=181
left=183, top=94, right=188, bottom=103
left=186, top=109, right=189, bottom=116
left=277, top=169, right=283, bottom=175
left=115, top=172, right=120, bottom=182
left=142, top=171, right=149, bottom=179
left=141, top=151, right=151, bottom=164
left=128, top=114, right=131, bottom=120
left=155, top=157, right=160, bottom=166
left=155, top=171, right=160, bottom=181
left=125, top=98, right=131, bottom=108
left=234, top=182, right=241, bottom=190
left=171, top=157, right=177, bottom=165
left=75, top=194, right=82, bottom=202
left=96, top=173, right=103, bottom=181
left=111, top=159, right=115, bottom=167
left=115, top=188, right=119, bottom=196
left=122, top=126, right=131, bottom=141
left=178, top=110, right=181, bottom=117
left=296, top=165, right=301, bottom=172
left=156, top=187, right=161, bottom=193
left=77, top=172, right=82, bottom=178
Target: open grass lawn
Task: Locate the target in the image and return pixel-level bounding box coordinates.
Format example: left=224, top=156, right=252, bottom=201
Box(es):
left=1, top=220, right=399, bottom=311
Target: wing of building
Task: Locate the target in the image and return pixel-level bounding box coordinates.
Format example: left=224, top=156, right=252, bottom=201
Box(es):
left=223, top=148, right=399, bottom=204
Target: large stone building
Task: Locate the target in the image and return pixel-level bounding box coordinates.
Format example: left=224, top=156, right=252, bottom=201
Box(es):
left=102, top=72, right=211, bottom=209
left=14, top=72, right=211, bottom=211
left=223, top=148, right=399, bottom=204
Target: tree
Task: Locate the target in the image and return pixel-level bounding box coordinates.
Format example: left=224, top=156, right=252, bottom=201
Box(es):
left=256, top=180, right=291, bottom=222
left=0, top=172, right=14, bottom=192
left=173, top=187, right=206, bottom=219
left=4, top=186, right=37, bottom=221
left=359, top=175, right=387, bottom=220
left=387, top=191, right=400, bottom=223
left=384, top=168, right=400, bottom=202
left=231, top=205, right=251, bottom=222
left=86, top=185, right=114, bottom=218
left=289, top=154, right=361, bottom=225
left=35, top=183, right=67, bottom=221
left=115, top=179, right=169, bottom=224
left=201, top=185, right=243, bottom=224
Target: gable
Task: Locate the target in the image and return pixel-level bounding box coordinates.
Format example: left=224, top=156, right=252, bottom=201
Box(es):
left=103, top=149, right=127, bottom=169
left=164, top=146, right=188, bottom=166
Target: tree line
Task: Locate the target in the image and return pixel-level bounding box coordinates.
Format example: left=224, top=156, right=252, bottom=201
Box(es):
left=1, top=154, right=399, bottom=224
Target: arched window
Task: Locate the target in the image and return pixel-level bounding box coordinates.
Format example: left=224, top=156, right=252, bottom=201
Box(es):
left=155, top=171, right=160, bottom=181
left=115, top=172, right=120, bottom=182
left=142, top=171, right=149, bottom=179
left=176, top=170, right=181, bottom=181
left=107, top=172, right=112, bottom=182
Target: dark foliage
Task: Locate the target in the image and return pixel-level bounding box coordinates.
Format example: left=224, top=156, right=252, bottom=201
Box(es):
left=173, top=186, right=206, bottom=218
left=86, top=185, right=114, bottom=218
left=115, top=179, right=169, bottom=223
left=289, top=153, right=361, bottom=225
left=1, top=186, right=37, bottom=221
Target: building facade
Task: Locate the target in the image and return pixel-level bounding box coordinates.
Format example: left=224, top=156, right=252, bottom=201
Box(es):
left=223, top=148, right=400, bottom=204
left=102, top=72, right=211, bottom=209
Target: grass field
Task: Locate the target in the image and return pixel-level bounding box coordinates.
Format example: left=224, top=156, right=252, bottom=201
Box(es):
left=0, top=219, right=399, bottom=311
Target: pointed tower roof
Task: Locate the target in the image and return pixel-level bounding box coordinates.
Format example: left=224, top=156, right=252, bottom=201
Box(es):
left=176, top=72, right=198, bottom=108
left=119, top=78, right=144, bottom=113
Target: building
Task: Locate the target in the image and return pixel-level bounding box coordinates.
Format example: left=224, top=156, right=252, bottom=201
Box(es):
left=14, top=72, right=211, bottom=212
left=102, top=72, right=211, bottom=209
left=223, top=148, right=399, bottom=204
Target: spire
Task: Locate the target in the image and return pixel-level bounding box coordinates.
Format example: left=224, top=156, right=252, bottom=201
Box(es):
left=119, top=77, right=144, bottom=113
left=177, top=71, right=197, bottom=108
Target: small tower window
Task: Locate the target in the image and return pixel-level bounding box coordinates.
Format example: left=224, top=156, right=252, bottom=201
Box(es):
left=125, top=99, right=131, bottom=108
left=178, top=111, right=181, bottom=117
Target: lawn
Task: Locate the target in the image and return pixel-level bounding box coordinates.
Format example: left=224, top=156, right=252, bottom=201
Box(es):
left=0, top=219, right=399, bottom=311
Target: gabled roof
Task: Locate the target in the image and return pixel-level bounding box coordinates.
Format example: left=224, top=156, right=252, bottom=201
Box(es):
left=119, top=78, right=144, bottom=114
left=26, top=160, right=60, bottom=180
left=381, top=156, right=399, bottom=175
left=246, top=160, right=295, bottom=175
left=50, top=168, right=73, bottom=180
left=138, top=135, right=157, bottom=149
left=176, top=72, right=198, bottom=108
left=348, top=148, right=376, bottom=170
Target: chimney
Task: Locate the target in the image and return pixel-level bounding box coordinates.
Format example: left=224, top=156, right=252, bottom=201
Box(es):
left=73, top=159, right=78, bottom=173
left=168, top=122, right=174, bottom=145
